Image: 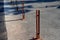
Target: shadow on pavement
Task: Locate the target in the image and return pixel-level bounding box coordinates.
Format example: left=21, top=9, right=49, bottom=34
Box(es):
left=0, top=1, right=7, bottom=40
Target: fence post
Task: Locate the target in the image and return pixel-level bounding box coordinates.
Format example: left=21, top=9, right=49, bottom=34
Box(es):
left=22, top=0, right=25, bottom=20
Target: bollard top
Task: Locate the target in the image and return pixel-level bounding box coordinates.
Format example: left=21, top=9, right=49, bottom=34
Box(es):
left=36, top=9, right=40, bottom=15
left=36, top=10, right=40, bottom=11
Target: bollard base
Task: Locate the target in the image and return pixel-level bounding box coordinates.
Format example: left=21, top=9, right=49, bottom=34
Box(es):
left=30, top=37, right=42, bottom=40
left=30, top=37, right=37, bottom=40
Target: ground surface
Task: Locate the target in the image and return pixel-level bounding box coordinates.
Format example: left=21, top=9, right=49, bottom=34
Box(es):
left=0, top=1, right=60, bottom=40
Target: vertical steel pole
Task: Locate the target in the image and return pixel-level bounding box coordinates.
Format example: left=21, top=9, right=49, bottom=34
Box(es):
left=22, top=0, right=25, bottom=20
left=36, top=10, right=40, bottom=39
left=11, top=0, right=14, bottom=6
left=29, top=10, right=41, bottom=40
left=11, top=0, right=12, bottom=4
left=16, top=0, right=18, bottom=11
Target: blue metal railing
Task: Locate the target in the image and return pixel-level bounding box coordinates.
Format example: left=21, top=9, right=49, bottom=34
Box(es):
left=4, top=1, right=34, bottom=15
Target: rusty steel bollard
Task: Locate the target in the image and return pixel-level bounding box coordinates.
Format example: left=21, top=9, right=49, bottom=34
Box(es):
left=30, top=10, right=42, bottom=40
left=36, top=10, right=40, bottom=39
left=36, top=10, right=42, bottom=40
left=22, top=0, right=25, bottom=20
left=16, top=0, right=25, bottom=20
